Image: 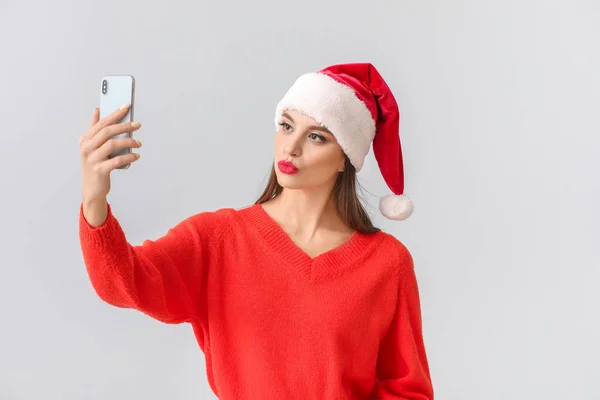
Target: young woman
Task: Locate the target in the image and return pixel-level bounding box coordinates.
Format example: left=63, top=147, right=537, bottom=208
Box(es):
left=78, top=63, right=434, bottom=399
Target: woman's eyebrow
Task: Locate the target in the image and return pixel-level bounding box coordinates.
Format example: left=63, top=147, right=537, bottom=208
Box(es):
left=308, top=125, right=332, bottom=134
left=281, top=112, right=295, bottom=122
left=282, top=112, right=332, bottom=134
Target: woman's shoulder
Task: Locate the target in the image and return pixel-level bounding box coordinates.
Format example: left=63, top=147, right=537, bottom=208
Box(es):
left=181, top=203, right=258, bottom=233
left=367, top=229, right=415, bottom=271
left=174, top=206, right=239, bottom=239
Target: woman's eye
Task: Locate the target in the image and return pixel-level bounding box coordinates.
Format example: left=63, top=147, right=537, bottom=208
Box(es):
left=309, top=133, right=326, bottom=142
left=279, top=122, right=293, bottom=131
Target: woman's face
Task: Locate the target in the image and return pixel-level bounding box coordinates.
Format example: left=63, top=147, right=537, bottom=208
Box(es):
left=274, top=109, right=346, bottom=191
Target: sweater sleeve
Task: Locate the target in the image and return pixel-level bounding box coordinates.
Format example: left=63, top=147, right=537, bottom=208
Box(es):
left=78, top=202, right=229, bottom=324
left=372, top=251, right=434, bottom=400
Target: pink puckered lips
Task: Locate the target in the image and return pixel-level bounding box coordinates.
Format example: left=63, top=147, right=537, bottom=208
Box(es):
left=277, top=160, right=299, bottom=174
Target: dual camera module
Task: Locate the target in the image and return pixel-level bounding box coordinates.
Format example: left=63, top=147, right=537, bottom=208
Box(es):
left=102, top=79, right=107, bottom=95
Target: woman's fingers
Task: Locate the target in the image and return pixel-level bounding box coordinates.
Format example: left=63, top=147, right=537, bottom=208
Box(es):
left=96, top=120, right=141, bottom=145
left=89, top=104, right=131, bottom=138
left=79, top=104, right=130, bottom=145
left=81, top=120, right=141, bottom=156
left=91, top=137, right=142, bottom=162
left=96, top=152, right=141, bottom=174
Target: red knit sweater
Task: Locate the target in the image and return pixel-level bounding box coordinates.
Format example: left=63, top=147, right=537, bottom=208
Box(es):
left=79, top=202, right=434, bottom=400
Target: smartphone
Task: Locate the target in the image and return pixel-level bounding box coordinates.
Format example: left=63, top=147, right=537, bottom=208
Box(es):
left=99, top=75, right=135, bottom=169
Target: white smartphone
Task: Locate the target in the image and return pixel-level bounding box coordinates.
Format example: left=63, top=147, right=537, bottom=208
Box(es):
left=99, top=75, right=136, bottom=169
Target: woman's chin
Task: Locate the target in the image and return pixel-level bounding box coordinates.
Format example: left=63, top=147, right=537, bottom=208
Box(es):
left=276, top=173, right=304, bottom=189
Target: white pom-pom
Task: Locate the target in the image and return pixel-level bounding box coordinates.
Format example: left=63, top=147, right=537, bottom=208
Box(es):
left=379, top=194, right=414, bottom=221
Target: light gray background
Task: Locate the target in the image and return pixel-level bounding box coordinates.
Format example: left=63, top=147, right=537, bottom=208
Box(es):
left=0, top=0, right=598, bottom=399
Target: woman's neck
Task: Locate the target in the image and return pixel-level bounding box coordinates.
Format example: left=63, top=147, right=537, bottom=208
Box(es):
left=262, top=187, right=349, bottom=239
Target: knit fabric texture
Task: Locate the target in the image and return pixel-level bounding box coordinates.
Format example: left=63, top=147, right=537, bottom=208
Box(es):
left=78, top=202, right=434, bottom=399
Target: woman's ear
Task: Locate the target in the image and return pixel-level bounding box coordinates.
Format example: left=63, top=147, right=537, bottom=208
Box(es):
left=338, top=156, right=347, bottom=172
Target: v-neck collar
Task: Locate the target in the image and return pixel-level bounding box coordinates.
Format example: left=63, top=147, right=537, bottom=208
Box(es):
left=238, top=204, right=378, bottom=282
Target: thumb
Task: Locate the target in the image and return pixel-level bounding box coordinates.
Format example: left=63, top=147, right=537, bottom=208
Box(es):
left=88, top=108, right=99, bottom=129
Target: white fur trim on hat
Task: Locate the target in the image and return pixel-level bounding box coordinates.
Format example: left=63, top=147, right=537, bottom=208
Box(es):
left=379, top=194, right=414, bottom=221
left=274, top=72, right=376, bottom=171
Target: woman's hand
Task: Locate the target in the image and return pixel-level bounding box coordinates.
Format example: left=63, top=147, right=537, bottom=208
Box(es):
left=79, top=104, right=142, bottom=226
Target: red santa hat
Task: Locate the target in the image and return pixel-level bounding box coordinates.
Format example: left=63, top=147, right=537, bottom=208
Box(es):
left=274, top=62, right=414, bottom=221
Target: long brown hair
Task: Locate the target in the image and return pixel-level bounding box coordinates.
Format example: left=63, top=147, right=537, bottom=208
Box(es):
left=255, top=156, right=380, bottom=234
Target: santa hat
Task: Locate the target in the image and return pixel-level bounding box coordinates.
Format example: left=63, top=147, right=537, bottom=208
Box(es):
left=274, top=62, right=414, bottom=221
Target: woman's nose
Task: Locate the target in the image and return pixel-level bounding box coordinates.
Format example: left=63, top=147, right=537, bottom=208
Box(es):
left=283, top=135, right=303, bottom=157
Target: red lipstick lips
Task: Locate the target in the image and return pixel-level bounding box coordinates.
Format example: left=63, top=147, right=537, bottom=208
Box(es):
left=277, top=160, right=299, bottom=174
